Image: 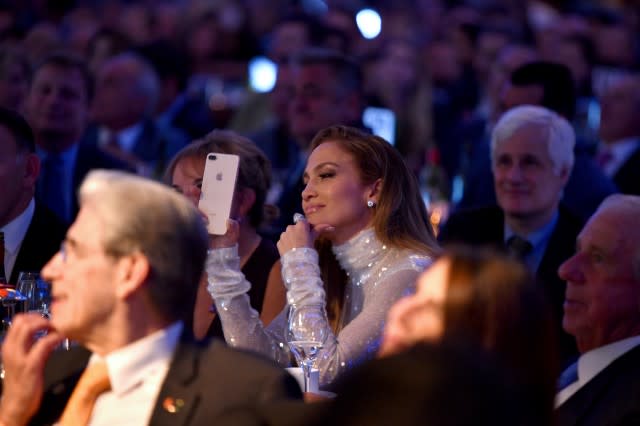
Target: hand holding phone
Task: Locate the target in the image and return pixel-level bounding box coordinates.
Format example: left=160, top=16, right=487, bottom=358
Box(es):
left=198, top=153, right=240, bottom=235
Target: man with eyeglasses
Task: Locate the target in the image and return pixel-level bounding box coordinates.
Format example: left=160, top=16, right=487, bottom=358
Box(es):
left=0, top=170, right=300, bottom=425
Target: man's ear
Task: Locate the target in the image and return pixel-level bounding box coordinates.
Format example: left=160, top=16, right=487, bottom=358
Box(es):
left=559, top=165, right=571, bottom=184
left=115, top=252, right=150, bottom=299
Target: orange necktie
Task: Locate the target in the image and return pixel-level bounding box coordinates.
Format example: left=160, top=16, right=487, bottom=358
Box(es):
left=57, top=361, right=111, bottom=426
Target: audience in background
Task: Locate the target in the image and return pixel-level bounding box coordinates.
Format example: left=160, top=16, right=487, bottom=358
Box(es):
left=137, top=40, right=215, bottom=141
left=85, top=52, right=188, bottom=178
left=23, top=52, right=131, bottom=225
left=0, top=47, right=30, bottom=112
left=164, top=130, right=285, bottom=340
left=596, top=74, right=640, bottom=195
left=459, top=61, right=617, bottom=220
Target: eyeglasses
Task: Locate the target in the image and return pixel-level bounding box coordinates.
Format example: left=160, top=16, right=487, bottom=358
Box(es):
left=58, top=239, right=110, bottom=263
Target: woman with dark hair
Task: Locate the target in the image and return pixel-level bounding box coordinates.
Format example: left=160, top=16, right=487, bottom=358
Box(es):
left=207, top=125, right=439, bottom=387
left=381, top=246, right=558, bottom=426
left=165, top=129, right=285, bottom=339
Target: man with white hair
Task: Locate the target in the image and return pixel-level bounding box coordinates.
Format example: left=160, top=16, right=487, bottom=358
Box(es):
left=556, top=195, right=640, bottom=424
left=85, top=53, right=189, bottom=178
left=440, top=105, right=583, bottom=367
left=0, top=170, right=300, bottom=426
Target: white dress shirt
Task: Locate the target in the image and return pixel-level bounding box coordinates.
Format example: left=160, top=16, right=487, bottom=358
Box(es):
left=555, top=335, right=640, bottom=407
left=86, top=322, right=183, bottom=426
left=1, top=198, right=35, bottom=280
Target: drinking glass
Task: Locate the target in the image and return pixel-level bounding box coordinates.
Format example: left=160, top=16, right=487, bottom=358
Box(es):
left=0, top=289, right=27, bottom=338
left=16, top=272, right=51, bottom=318
left=286, top=304, right=328, bottom=392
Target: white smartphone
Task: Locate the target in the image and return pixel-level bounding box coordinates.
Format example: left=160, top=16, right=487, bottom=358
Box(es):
left=198, top=152, right=240, bottom=235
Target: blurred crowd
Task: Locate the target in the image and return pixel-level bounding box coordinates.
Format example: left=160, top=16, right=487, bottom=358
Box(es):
left=2, top=0, right=640, bottom=425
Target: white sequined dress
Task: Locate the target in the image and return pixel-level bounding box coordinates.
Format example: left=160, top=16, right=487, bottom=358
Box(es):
left=206, top=227, right=432, bottom=387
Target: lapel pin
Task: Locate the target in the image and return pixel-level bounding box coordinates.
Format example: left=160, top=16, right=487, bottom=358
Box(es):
left=162, top=397, right=185, bottom=413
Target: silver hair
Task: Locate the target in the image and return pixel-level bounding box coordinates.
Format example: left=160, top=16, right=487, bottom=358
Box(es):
left=490, top=105, right=575, bottom=175
left=597, top=194, right=640, bottom=281
left=78, top=169, right=208, bottom=322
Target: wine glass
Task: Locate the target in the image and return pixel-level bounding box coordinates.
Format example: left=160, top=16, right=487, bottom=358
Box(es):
left=0, top=289, right=27, bottom=338
left=286, top=304, right=328, bottom=392
left=16, top=272, right=51, bottom=318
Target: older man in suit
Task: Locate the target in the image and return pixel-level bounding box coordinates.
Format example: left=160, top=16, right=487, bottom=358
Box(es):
left=0, top=170, right=300, bottom=425
left=0, top=107, right=66, bottom=285
left=555, top=195, right=640, bottom=425
left=440, top=105, right=581, bottom=368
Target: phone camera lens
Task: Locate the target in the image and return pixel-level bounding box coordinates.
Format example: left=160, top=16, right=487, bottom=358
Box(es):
left=208, top=154, right=217, bottom=160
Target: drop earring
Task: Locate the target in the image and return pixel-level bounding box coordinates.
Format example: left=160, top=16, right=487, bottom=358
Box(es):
left=367, top=200, right=376, bottom=208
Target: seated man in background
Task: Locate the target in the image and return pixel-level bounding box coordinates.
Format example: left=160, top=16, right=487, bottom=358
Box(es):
left=0, top=107, right=66, bottom=285
left=556, top=194, right=640, bottom=425
left=23, top=52, right=132, bottom=225
left=440, top=105, right=581, bottom=368
left=0, top=170, right=300, bottom=426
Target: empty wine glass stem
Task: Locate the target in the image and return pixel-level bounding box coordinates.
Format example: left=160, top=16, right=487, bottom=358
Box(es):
left=301, top=361, right=312, bottom=392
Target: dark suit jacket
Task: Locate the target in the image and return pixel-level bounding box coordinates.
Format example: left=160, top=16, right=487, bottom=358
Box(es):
left=9, top=202, right=67, bottom=285
left=613, top=144, right=640, bottom=196
left=82, top=120, right=188, bottom=180
left=27, top=337, right=301, bottom=426
left=556, top=344, right=640, bottom=426
left=439, top=205, right=582, bottom=367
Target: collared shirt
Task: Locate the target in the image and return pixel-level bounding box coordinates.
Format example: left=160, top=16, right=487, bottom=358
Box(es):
left=1, top=198, right=34, bottom=280
left=87, top=322, right=183, bottom=426
left=504, top=210, right=558, bottom=272
left=598, top=138, right=640, bottom=177
left=555, top=335, right=640, bottom=407
left=36, top=144, right=79, bottom=223
left=98, top=123, right=143, bottom=154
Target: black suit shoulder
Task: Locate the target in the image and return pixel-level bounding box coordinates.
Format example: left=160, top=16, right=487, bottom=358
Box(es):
left=150, top=338, right=302, bottom=425
left=613, top=145, right=640, bottom=196
left=10, top=202, right=68, bottom=284
left=28, top=337, right=301, bottom=426
left=556, top=344, right=640, bottom=426
left=438, top=205, right=504, bottom=248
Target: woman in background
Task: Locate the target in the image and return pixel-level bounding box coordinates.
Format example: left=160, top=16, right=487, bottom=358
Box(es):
left=381, top=246, right=558, bottom=426
left=165, top=130, right=285, bottom=339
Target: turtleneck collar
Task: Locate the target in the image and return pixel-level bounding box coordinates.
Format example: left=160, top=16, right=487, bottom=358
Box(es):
left=332, top=228, right=388, bottom=278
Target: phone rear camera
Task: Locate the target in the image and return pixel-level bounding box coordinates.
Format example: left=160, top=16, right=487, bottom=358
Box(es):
left=208, top=154, right=217, bottom=160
